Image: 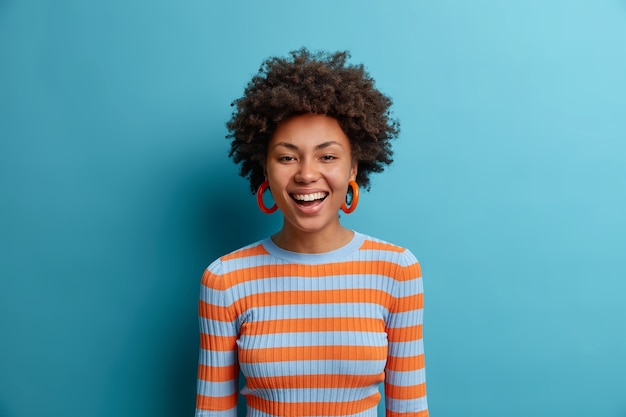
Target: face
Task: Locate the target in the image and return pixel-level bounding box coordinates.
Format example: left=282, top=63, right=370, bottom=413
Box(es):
left=265, top=114, right=357, bottom=238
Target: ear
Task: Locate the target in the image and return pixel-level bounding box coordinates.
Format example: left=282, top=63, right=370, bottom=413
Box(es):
left=349, top=161, right=358, bottom=182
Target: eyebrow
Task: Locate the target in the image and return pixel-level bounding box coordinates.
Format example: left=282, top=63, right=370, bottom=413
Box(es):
left=271, top=141, right=343, bottom=151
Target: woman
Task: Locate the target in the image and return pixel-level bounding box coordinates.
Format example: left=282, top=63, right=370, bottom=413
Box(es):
left=196, top=48, right=428, bottom=417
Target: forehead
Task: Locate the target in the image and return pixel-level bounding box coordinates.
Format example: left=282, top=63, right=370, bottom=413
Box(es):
left=270, top=114, right=350, bottom=149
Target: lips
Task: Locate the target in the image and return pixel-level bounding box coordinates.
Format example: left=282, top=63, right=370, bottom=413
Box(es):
left=290, top=192, right=328, bottom=206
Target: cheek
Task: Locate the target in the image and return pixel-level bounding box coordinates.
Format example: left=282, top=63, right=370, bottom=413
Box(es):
left=266, top=168, right=291, bottom=190
left=264, top=161, right=280, bottom=179
left=330, top=166, right=354, bottom=185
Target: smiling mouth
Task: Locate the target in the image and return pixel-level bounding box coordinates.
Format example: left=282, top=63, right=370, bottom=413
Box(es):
left=290, top=192, right=328, bottom=206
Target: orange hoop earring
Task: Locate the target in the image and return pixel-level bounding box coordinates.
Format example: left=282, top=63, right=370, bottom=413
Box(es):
left=341, top=180, right=360, bottom=214
left=256, top=181, right=278, bottom=214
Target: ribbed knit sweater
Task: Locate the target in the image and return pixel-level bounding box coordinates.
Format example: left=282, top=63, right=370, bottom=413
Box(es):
left=195, top=232, right=428, bottom=417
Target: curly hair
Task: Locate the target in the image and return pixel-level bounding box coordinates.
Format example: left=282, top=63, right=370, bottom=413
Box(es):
left=227, top=48, right=400, bottom=193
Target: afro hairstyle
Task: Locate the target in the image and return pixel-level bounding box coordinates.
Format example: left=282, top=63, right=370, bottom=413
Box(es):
left=227, top=47, right=400, bottom=193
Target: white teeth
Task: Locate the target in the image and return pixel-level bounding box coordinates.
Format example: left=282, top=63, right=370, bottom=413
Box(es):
left=292, top=192, right=327, bottom=201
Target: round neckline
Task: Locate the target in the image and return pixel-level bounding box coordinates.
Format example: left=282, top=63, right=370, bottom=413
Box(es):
left=261, top=231, right=365, bottom=264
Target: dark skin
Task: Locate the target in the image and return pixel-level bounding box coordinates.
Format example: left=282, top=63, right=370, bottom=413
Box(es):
left=264, top=114, right=358, bottom=253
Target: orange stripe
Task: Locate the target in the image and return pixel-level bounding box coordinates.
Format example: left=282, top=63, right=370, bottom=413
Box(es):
left=196, top=393, right=237, bottom=411
left=216, top=260, right=406, bottom=287
left=402, top=262, right=422, bottom=280
left=222, top=244, right=269, bottom=261
left=245, top=373, right=384, bottom=389
left=198, top=300, right=221, bottom=320
left=386, top=353, right=425, bottom=372
left=359, top=240, right=405, bottom=252
left=387, top=410, right=428, bottom=417
left=393, top=293, right=424, bottom=312
left=201, top=269, right=228, bottom=291
left=200, top=334, right=237, bottom=351
left=387, top=324, right=423, bottom=342
left=240, top=345, right=387, bottom=363
left=200, top=290, right=422, bottom=319
left=197, top=363, right=238, bottom=382
left=247, top=392, right=380, bottom=417
left=385, top=382, right=427, bottom=400
left=243, top=317, right=385, bottom=334
left=198, top=299, right=237, bottom=322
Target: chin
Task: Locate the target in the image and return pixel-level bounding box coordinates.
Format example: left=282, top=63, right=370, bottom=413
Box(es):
left=287, top=219, right=337, bottom=235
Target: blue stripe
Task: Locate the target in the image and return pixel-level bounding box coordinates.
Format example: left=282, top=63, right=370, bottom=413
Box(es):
left=239, top=331, right=387, bottom=348
left=199, top=317, right=237, bottom=336
left=251, top=303, right=388, bottom=320
left=222, top=254, right=282, bottom=271
left=223, top=254, right=411, bottom=272
left=228, top=275, right=398, bottom=295
left=196, top=379, right=237, bottom=397
left=195, top=405, right=237, bottom=417
left=388, top=339, right=424, bottom=357
left=198, top=348, right=237, bottom=366
left=242, top=386, right=380, bottom=402
left=240, top=360, right=387, bottom=376
left=386, top=396, right=428, bottom=413
left=208, top=276, right=422, bottom=306
left=199, top=285, right=231, bottom=307
left=223, top=253, right=408, bottom=270
left=392, top=279, right=423, bottom=295
left=385, top=369, right=426, bottom=386
left=385, top=310, right=423, bottom=326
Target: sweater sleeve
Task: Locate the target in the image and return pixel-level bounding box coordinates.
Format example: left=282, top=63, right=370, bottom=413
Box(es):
left=384, top=250, right=428, bottom=417
left=195, top=261, right=240, bottom=417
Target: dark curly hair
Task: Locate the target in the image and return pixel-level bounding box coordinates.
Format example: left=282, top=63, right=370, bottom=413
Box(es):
left=227, top=48, right=400, bottom=193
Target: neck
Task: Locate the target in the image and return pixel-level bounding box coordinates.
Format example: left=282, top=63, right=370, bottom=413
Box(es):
left=272, top=224, right=354, bottom=254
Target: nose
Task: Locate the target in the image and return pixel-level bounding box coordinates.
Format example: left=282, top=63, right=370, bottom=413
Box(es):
left=295, top=159, right=319, bottom=183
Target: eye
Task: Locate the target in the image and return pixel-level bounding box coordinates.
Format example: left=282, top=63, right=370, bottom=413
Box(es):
left=278, top=155, right=296, bottom=162
left=321, top=155, right=337, bottom=161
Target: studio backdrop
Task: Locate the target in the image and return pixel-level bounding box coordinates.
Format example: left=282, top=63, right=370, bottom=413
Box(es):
left=1, top=1, right=625, bottom=416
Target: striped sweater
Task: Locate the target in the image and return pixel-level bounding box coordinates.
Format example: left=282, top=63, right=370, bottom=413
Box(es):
left=196, top=232, right=428, bottom=417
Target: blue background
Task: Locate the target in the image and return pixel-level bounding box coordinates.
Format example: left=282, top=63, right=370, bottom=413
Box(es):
left=1, top=1, right=625, bottom=416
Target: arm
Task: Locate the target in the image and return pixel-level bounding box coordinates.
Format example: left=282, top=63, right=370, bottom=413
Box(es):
left=384, top=251, right=428, bottom=417
left=195, top=265, right=239, bottom=417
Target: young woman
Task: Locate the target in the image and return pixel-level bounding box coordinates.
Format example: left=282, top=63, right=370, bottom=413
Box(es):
left=196, top=48, right=428, bottom=417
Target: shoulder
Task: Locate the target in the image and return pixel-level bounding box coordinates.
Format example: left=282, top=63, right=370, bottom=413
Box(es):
left=356, top=233, right=419, bottom=268
left=207, top=239, right=270, bottom=271
left=202, top=239, right=272, bottom=288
